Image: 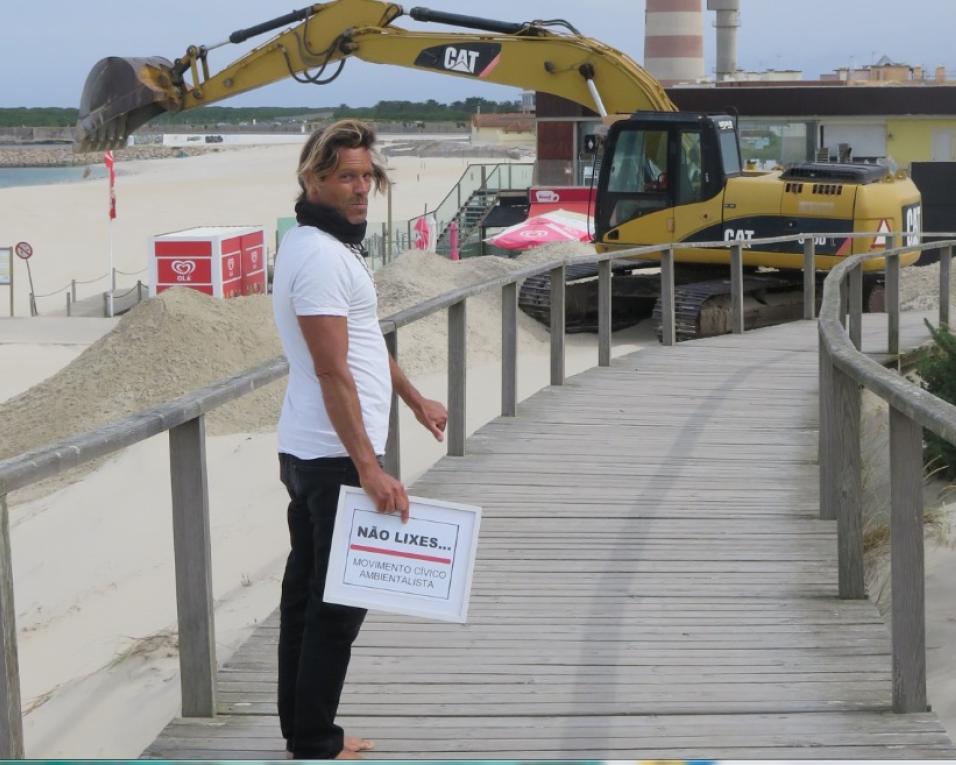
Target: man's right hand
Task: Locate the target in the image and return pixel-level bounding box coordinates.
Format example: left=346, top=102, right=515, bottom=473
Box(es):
left=359, top=464, right=410, bottom=523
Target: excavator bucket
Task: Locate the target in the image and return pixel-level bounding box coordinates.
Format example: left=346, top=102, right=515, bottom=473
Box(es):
left=74, top=56, right=179, bottom=153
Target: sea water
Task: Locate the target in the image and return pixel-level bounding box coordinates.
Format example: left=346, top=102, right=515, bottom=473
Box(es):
left=0, top=165, right=108, bottom=189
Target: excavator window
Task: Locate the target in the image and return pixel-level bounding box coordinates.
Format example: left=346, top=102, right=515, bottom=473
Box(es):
left=677, top=131, right=703, bottom=205
left=718, top=128, right=742, bottom=176
left=604, top=128, right=671, bottom=227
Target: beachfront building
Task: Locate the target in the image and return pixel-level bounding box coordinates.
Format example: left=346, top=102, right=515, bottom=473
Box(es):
left=470, top=113, right=536, bottom=145
left=534, top=82, right=956, bottom=186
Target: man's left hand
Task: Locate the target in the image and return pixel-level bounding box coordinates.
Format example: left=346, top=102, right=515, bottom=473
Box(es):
left=414, top=398, right=448, bottom=442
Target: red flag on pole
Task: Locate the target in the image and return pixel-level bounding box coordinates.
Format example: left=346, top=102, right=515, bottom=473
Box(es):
left=104, top=150, right=116, bottom=220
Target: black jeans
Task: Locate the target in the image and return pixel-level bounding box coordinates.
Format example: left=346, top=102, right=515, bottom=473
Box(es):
left=278, top=453, right=367, bottom=759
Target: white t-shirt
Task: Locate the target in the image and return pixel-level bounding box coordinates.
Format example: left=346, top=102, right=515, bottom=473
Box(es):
left=273, top=225, right=392, bottom=459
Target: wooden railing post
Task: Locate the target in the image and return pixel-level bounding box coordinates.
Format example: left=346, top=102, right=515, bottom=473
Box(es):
left=887, top=234, right=901, bottom=356
left=550, top=266, right=565, bottom=385
left=384, top=330, right=400, bottom=478
left=660, top=247, right=676, bottom=347
left=940, top=245, right=952, bottom=330
left=832, top=364, right=865, bottom=599
left=849, top=262, right=863, bottom=350
left=501, top=283, right=518, bottom=416
left=0, top=490, right=24, bottom=758
left=803, top=239, right=816, bottom=319
left=839, top=279, right=848, bottom=329
left=889, top=405, right=928, bottom=712
left=598, top=260, right=612, bottom=367
left=731, top=243, right=745, bottom=334
left=168, top=416, right=217, bottom=717
left=818, top=333, right=836, bottom=522
left=448, top=300, right=467, bottom=456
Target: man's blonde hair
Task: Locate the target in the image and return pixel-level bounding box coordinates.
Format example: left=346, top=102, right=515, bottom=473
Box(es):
left=297, top=119, right=389, bottom=202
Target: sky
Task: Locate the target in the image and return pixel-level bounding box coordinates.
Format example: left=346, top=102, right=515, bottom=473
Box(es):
left=1, top=0, right=954, bottom=109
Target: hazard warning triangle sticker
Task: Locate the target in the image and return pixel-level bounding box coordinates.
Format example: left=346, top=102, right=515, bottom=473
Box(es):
left=872, top=219, right=892, bottom=249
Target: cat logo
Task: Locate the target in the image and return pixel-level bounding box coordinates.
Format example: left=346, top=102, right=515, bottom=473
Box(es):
left=444, top=46, right=480, bottom=74
left=414, top=43, right=502, bottom=79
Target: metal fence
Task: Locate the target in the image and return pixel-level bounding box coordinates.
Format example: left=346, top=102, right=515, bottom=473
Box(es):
left=29, top=267, right=148, bottom=318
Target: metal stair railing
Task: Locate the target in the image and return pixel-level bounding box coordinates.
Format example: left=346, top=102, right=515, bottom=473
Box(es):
left=407, top=163, right=534, bottom=252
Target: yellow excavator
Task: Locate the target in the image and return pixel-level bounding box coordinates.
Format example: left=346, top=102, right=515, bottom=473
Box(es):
left=75, top=0, right=922, bottom=338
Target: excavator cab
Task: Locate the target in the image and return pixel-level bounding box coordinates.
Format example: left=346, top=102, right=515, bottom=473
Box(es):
left=595, top=113, right=737, bottom=248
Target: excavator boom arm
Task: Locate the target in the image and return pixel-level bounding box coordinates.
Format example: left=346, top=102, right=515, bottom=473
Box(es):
left=75, top=0, right=675, bottom=151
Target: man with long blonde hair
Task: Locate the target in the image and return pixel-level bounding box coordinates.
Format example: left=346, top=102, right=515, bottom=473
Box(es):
left=272, top=119, right=447, bottom=759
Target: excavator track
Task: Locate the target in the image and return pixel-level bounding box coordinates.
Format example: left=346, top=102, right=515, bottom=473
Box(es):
left=650, top=273, right=837, bottom=341
left=519, top=266, right=822, bottom=339
left=518, top=262, right=641, bottom=332
left=521, top=266, right=867, bottom=342
left=651, top=279, right=733, bottom=341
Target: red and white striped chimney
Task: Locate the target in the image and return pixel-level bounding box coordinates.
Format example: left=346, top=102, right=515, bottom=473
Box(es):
left=644, top=0, right=705, bottom=86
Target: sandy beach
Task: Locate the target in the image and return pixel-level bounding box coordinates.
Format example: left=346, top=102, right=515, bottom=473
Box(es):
left=3, top=136, right=956, bottom=758
left=0, top=138, right=482, bottom=318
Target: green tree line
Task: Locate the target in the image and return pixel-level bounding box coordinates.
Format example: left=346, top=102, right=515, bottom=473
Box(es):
left=0, top=108, right=79, bottom=127
left=0, top=99, right=522, bottom=128
left=333, top=97, right=521, bottom=122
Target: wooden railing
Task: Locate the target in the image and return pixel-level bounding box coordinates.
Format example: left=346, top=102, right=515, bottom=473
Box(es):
left=1, top=231, right=952, bottom=755
left=817, top=235, right=956, bottom=714
left=0, top=247, right=656, bottom=757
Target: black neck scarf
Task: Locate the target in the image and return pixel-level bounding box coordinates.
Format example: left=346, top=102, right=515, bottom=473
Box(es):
left=294, top=200, right=367, bottom=246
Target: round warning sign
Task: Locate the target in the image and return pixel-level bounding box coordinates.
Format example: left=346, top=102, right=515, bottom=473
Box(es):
left=14, top=241, right=33, bottom=260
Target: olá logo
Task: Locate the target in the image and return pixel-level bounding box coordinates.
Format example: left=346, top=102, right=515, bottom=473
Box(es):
left=172, top=259, right=197, bottom=281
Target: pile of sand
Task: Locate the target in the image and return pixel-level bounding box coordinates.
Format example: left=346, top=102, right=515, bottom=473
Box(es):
left=1, top=243, right=594, bottom=469
left=375, top=243, right=590, bottom=375
left=901, top=260, right=956, bottom=313
left=0, top=288, right=282, bottom=466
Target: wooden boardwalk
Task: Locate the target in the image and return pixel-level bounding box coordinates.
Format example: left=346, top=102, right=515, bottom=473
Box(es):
left=146, top=314, right=956, bottom=759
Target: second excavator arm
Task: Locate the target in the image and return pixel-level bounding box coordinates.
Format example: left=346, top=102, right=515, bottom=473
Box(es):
left=76, top=0, right=676, bottom=151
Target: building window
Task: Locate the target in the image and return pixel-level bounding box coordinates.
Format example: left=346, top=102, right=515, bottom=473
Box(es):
left=737, top=120, right=814, bottom=168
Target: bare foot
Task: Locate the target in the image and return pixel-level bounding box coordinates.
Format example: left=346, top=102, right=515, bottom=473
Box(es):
left=344, top=736, right=375, bottom=753
left=334, top=749, right=364, bottom=760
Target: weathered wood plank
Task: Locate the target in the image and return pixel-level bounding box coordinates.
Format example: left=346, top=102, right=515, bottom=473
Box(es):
left=890, top=405, right=927, bottom=712
left=501, top=282, right=517, bottom=416
left=447, top=299, right=466, bottom=456
left=383, top=329, right=400, bottom=477
left=803, top=239, right=816, bottom=319
left=660, top=247, right=675, bottom=346
left=550, top=265, right=565, bottom=385
left=598, top=260, right=612, bottom=365
left=168, top=416, right=217, bottom=718
left=0, top=493, right=24, bottom=758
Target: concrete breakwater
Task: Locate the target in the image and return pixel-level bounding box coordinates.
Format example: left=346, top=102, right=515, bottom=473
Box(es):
left=0, top=126, right=75, bottom=145
left=0, top=143, right=247, bottom=168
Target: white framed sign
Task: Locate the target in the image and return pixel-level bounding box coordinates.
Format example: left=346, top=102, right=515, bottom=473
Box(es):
left=325, top=485, right=481, bottom=623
